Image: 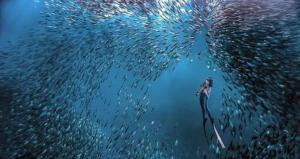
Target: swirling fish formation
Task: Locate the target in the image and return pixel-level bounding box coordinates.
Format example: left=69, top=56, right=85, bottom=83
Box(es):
left=0, top=0, right=299, bottom=158
left=207, top=0, right=300, bottom=158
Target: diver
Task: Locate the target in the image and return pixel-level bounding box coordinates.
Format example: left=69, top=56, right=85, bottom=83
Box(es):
left=197, top=78, right=214, bottom=139
left=197, top=77, right=225, bottom=148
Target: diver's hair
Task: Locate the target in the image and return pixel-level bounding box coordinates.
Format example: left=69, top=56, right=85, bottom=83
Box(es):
left=207, top=78, right=213, bottom=87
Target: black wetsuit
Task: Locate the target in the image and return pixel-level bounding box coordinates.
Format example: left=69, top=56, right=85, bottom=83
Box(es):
left=199, top=91, right=214, bottom=140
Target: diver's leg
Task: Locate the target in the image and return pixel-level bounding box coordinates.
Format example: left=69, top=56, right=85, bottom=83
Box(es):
left=204, top=97, right=226, bottom=148
left=204, top=98, right=214, bottom=125
left=200, top=95, right=208, bottom=142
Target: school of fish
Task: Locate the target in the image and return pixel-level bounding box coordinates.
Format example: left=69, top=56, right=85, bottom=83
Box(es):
left=0, top=0, right=299, bottom=158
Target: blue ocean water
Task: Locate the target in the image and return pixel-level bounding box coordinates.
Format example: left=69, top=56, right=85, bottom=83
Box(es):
left=0, top=0, right=299, bottom=159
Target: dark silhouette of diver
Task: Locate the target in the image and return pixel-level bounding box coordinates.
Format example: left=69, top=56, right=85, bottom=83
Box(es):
left=197, top=77, right=225, bottom=148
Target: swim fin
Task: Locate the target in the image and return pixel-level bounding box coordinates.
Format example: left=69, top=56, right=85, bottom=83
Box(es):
left=213, top=124, right=226, bottom=149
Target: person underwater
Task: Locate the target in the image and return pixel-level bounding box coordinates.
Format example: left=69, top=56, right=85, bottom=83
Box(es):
left=197, top=77, right=226, bottom=149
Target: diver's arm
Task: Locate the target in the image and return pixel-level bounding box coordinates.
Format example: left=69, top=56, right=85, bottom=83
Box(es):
left=206, top=87, right=211, bottom=98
